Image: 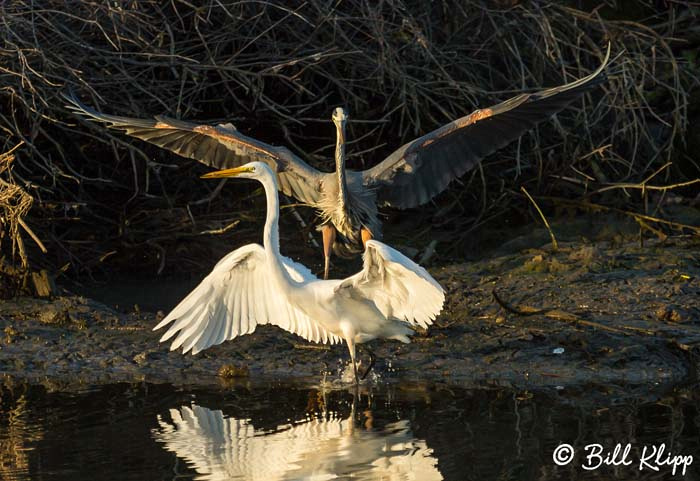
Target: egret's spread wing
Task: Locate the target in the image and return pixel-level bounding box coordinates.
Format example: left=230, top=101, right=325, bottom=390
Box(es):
left=336, top=240, right=444, bottom=328
left=64, top=93, right=323, bottom=205
left=153, top=244, right=341, bottom=354
left=363, top=44, right=611, bottom=208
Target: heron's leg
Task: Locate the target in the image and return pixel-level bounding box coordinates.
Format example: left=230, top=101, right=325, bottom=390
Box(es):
left=360, top=344, right=376, bottom=380
left=322, top=224, right=336, bottom=280
left=360, top=227, right=373, bottom=248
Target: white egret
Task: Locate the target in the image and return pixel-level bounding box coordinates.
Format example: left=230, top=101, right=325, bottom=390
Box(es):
left=154, top=402, right=443, bottom=480
left=153, top=161, right=445, bottom=383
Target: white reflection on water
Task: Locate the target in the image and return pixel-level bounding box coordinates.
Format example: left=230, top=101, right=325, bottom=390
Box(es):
left=153, top=402, right=442, bottom=481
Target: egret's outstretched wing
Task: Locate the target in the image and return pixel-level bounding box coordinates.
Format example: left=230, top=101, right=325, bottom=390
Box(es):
left=63, top=93, right=323, bottom=205
left=153, top=244, right=341, bottom=354
left=363, top=44, right=611, bottom=208
left=336, top=240, right=444, bottom=328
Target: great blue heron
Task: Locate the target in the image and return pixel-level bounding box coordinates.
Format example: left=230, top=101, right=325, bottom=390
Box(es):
left=64, top=44, right=610, bottom=278
left=153, top=161, right=445, bottom=384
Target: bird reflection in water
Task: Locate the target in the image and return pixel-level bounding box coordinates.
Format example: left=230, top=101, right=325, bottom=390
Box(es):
left=152, top=392, right=442, bottom=480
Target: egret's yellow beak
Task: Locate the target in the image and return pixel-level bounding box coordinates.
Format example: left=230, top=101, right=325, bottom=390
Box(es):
left=200, top=166, right=254, bottom=179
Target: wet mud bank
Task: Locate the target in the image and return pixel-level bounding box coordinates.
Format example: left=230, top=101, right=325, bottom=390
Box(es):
left=0, top=237, right=698, bottom=393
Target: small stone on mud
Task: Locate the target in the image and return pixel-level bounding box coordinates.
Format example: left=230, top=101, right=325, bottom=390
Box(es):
left=3, top=325, right=18, bottom=343
left=655, top=306, right=684, bottom=323
left=133, top=352, right=149, bottom=365
left=218, top=364, right=249, bottom=379
left=521, top=255, right=549, bottom=273
left=38, top=308, right=71, bottom=326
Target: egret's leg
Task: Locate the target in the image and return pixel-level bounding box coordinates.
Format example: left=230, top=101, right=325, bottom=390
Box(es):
left=322, top=224, right=336, bottom=280
left=360, top=227, right=373, bottom=248
left=360, top=345, right=376, bottom=380
left=346, top=338, right=359, bottom=385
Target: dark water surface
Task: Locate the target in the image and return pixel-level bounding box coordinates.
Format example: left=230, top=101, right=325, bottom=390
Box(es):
left=1, top=381, right=698, bottom=480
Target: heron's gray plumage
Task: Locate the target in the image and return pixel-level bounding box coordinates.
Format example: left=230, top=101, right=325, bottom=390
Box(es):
left=63, top=95, right=323, bottom=207
left=363, top=44, right=612, bottom=209
left=64, top=43, right=610, bottom=260
left=317, top=170, right=380, bottom=256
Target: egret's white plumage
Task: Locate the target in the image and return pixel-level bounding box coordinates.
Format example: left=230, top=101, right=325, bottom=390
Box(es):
left=153, top=402, right=443, bottom=481
left=154, top=161, right=445, bottom=382
left=156, top=244, right=342, bottom=354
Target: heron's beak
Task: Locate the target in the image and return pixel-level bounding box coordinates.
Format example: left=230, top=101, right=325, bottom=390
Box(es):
left=200, top=166, right=254, bottom=179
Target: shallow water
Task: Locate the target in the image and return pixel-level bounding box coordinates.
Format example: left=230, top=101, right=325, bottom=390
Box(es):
left=1, top=381, right=698, bottom=480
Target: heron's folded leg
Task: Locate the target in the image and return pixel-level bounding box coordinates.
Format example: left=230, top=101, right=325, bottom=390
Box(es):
left=322, top=224, right=336, bottom=280
left=360, top=344, right=376, bottom=380
left=361, top=227, right=373, bottom=248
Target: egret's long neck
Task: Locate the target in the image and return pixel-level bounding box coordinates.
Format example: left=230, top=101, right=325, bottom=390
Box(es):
left=260, top=171, right=296, bottom=285
left=335, top=120, right=348, bottom=210
left=262, top=173, right=280, bottom=254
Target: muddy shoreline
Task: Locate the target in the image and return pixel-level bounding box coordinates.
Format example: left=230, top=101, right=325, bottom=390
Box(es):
left=1, top=235, right=698, bottom=394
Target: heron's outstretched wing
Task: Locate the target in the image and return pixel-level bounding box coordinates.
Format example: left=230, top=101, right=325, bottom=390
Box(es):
left=63, top=93, right=323, bottom=205
left=363, top=44, right=611, bottom=208
left=153, top=244, right=341, bottom=354
left=336, top=240, right=444, bottom=328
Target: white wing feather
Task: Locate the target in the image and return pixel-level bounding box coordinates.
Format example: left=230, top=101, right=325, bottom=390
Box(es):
left=336, top=240, right=444, bottom=328
left=154, top=244, right=341, bottom=354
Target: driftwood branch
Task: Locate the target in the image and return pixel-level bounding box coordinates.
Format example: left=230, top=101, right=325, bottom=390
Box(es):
left=492, top=288, right=630, bottom=335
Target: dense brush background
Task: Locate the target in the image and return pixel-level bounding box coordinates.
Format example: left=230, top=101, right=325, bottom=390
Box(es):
left=0, top=0, right=698, bottom=290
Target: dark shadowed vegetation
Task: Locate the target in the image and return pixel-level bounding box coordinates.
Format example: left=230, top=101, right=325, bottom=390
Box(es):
left=0, top=0, right=698, bottom=292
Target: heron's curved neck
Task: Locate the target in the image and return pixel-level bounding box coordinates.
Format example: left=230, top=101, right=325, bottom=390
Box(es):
left=335, top=121, right=348, bottom=210
left=260, top=172, right=295, bottom=286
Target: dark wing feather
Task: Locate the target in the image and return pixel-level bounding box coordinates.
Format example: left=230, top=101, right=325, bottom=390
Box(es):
left=63, top=93, right=322, bottom=205
left=363, top=44, right=611, bottom=209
